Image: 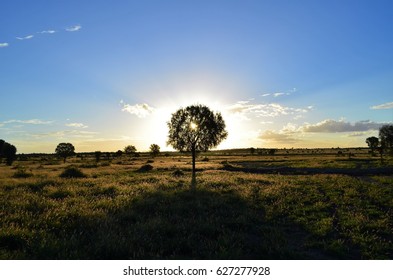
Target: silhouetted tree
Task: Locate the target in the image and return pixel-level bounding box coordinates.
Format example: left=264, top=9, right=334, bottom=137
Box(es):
left=2, top=141, right=17, bottom=165
left=94, top=151, right=102, bottom=162
left=55, top=143, right=75, bottom=163
left=379, top=124, right=393, bottom=155
left=167, top=104, right=227, bottom=189
left=124, top=145, right=137, bottom=156
left=115, top=150, right=123, bottom=157
left=149, top=144, right=160, bottom=157
left=268, top=149, right=276, bottom=155
left=0, top=139, right=4, bottom=163
left=250, top=147, right=255, bottom=155
left=366, top=136, right=379, bottom=156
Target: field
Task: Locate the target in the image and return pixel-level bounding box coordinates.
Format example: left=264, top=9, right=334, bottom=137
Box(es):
left=0, top=149, right=392, bottom=259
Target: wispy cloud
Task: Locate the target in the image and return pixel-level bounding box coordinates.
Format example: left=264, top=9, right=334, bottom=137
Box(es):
left=65, top=122, right=88, bottom=128
left=1, top=24, right=80, bottom=49
left=16, top=35, right=34, bottom=40
left=261, top=88, right=297, bottom=98
left=66, top=25, right=82, bottom=32
left=226, top=101, right=310, bottom=119
left=31, top=130, right=97, bottom=139
left=259, top=130, right=299, bottom=144
left=1, top=119, right=53, bottom=125
left=302, top=119, right=388, bottom=133
left=121, top=101, right=155, bottom=118
left=38, top=30, right=56, bottom=34
left=371, top=102, right=393, bottom=110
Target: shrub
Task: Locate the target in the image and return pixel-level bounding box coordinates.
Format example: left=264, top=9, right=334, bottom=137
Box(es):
left=137, top=164, right=153, bottom=172
left=59, top=166, right=87, bottom=178
left=12, top=167, right=33, bottom=178
left=172, top=169, right=184, bottom=177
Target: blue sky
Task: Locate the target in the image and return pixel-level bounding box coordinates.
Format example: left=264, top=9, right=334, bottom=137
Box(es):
left=1, top=0, right=392, bottom=153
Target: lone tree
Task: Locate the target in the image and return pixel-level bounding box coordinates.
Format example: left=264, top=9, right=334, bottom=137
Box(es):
left=366, top=136, right=379, bottom=156
left=0, top=140, right=17, bottom=165
left=167, top=104, right=228, bottom=189
left=379, top=124, right=393, bottom=155
left=149, top=144, right=160, bottom=157
left=94, top=151, right=102, bottom=162
left=55, top=143, right=75, bottom=163
left=124, top=145, right=137, bottom=156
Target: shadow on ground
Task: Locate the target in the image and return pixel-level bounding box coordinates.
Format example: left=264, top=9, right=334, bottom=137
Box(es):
left=11, top=187, right=335, bottom=260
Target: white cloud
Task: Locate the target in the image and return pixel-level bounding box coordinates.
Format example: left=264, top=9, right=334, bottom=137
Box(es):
left=226, top=101, right=310, bottom=118
left=16, top=35, right=34, bottom=40
left=273, top=92, right=289, bottom=97
left=0, top=43, right=9, bottom=48
left=31, top=130, right=97, bottom=139
left=39, top=30, right=56, bottom=34
left=259, top=130, right=299, bottom=144
left=302, top=119, right=388, bottom=133
left=66, top=25, right=82, bottom=32
left=121, top=101, right=155, bottom=118
left=1, top=119, right=53, bottom=125
left=371, top=102, right=393, bottom=110
left=65, top=122, right=88, bottom=128
left=262, top=88, right=297, bottom=98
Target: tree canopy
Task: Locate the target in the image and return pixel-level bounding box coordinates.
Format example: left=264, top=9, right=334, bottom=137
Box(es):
left=55, top=143, right=75, bottom=163
left=0, top=140, right=17, bottom=165
left=124, top=145, right=137, bottom=155
left=149, top=144, right=160, bottom=157
left=167, top=104, right=228, bottom=152
left=366, top=136, right=379, bottom=155
left=379, top=124, right=393, bottom=154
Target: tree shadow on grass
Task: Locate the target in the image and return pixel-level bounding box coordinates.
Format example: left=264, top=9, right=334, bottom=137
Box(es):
left=65, top=188, right=327, bottom=259
left=1, top=186, right=335, bottom=259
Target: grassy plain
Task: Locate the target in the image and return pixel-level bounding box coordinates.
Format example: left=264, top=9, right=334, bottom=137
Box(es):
left=0, top=149, right=392, bottom=259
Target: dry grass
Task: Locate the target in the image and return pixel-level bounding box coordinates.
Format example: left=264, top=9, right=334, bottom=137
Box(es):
left=0, top=151, right=392, bottom=259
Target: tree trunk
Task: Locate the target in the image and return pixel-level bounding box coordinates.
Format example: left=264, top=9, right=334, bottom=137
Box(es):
left=191, top=145, right=196, bottom=190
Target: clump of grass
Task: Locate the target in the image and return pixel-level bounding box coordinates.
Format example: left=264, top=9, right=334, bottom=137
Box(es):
left=12, top=167, right=33, bottom=178
left=172, top=169, right=184, bottom=177
left=146, top=159, right=154, bottom=163
left=201, top=157, right=209, bottom=162
left=137, top=164, right=153, bottom=172
left=79, top=163, right=98, bottom=168
left=59, top=166, right=87, bottom=178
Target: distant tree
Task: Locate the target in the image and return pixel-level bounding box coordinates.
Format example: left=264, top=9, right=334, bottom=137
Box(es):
left=55, top=143, right=75, bottom=163
left=250, top=147, right=255, bottom=155
left=149, top=144, right=160, bottom=157
left=366, top=136, right=379, bottom=156
left=268, top=149, right=276, bottom=156
left=379, top=124, right=393, bottom=155
left=115, top=150, right=123, bottom=157
left=2, top=142, right=17, bottom=165
left=0, top=139, right=5, bottom=163
left=94, top=151, right=102, bottom=162
left=167, top=104, right=227, bottom=189
left=124, top=145, right=137, bottom=156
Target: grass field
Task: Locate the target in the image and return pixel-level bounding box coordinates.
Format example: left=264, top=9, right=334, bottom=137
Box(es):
left=0, top=149, right=392, bottom=259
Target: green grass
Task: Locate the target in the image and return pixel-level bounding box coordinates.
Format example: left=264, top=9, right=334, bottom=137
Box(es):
left=0, top=153, right=392, bottom=259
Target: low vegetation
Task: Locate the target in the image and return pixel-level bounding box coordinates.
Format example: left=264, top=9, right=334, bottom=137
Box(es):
left=0, top=150, right=392, bottom=259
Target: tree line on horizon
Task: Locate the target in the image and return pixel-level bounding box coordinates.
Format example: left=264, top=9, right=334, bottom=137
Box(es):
left=2, top=106, right=393, bottom=175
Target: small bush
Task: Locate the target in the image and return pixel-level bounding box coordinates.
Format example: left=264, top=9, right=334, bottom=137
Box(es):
left=201, top=157, right=209, bottom=162
left=146, top=159, right=154, bottom=163
left=137, top=164, right=153, bottom=172
left=172, top=169, right=184, bottom=177
left=12, top=167, right=33, bottom=178
left=79, top=163, right=98, bottom=168
left=59, top=166, right=87, bottom=178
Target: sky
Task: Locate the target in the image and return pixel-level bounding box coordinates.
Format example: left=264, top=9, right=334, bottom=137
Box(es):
left=0, top=0, right=392, bottom=153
